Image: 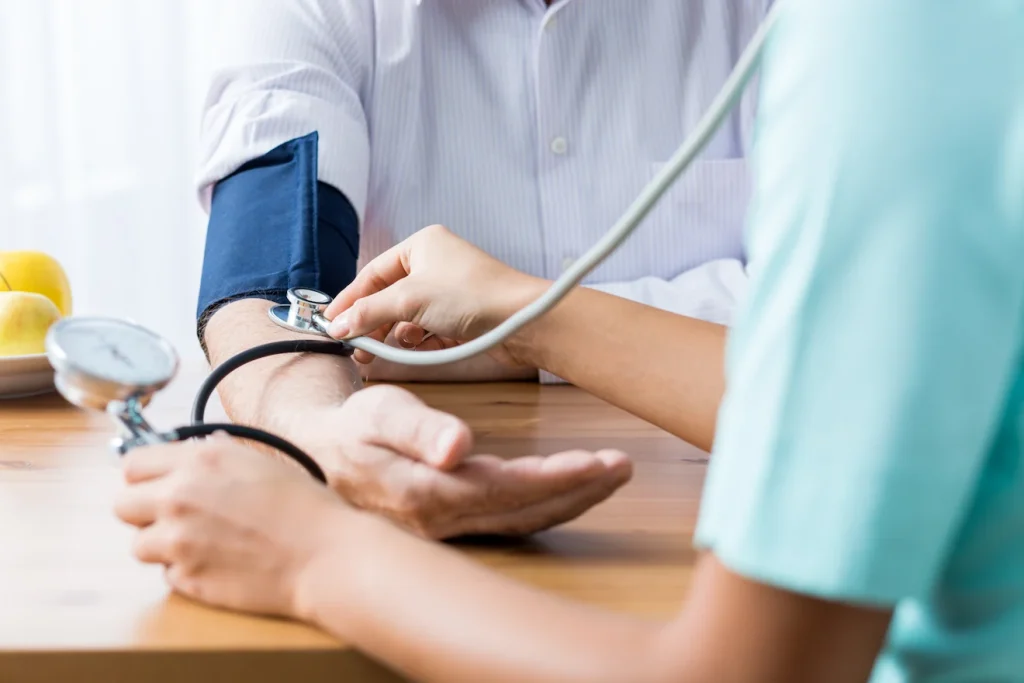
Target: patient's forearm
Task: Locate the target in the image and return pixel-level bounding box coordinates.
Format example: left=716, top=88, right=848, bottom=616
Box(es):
left=509, top=289, right=726, bottom=451
left=203, top=298, right=362, bottom=451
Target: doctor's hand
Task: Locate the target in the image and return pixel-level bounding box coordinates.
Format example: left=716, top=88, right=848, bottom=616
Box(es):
left=302, top=384, right=632, bottom=540
left=325, top=225, right=548, bottom=366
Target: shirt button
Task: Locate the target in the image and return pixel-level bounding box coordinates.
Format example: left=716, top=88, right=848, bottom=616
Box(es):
left=561, top=256, right=575, bottom=272
left=544, top=16, right=557, bottom=31
left=550, top=136, right=568, bottom=155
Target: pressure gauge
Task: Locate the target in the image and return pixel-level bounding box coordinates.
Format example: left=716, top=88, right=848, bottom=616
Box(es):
left=45, top=317, right=179, bottom=412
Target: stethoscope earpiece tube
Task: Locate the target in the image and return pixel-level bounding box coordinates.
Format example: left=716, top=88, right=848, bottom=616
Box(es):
left=186, top=338, right=356, bottom=484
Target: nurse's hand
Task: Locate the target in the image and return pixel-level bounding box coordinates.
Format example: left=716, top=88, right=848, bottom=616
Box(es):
left=114, top=432, right=631, bottom=616
left=270, top=384, right=631, bottom=540
left=113, top=434, right=345, bottom=618
left=358, top=328, right=538, bottom=383
left=325, top=225, right=547, bottom=365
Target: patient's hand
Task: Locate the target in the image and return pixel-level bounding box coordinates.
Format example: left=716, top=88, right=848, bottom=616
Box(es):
left=302, top=384, right=631, bottom=539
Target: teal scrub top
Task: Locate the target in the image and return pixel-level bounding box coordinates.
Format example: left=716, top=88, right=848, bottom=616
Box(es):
left=694, top=1, right=1024, bottom=680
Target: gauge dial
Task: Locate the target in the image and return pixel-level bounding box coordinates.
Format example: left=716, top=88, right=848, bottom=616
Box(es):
left=46, top=318, right=178, bottom=389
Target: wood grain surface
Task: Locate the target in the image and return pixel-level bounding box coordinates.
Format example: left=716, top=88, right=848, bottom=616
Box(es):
left=0, top=366, right=707, bottom=682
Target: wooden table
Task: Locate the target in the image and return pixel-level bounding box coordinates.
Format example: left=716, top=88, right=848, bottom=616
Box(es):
left=0, top=367, right=708, bottom=682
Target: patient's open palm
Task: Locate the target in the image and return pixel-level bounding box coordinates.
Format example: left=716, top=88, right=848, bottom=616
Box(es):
left=316, top=385, right=633, bottom=539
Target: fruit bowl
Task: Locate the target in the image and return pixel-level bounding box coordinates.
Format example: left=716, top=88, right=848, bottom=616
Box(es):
left=0, top=353, right=55, bottom=399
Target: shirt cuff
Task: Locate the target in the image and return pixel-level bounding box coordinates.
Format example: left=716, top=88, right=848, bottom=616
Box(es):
left=588, top=258, right=749, bottom=326
left=197, top=90, right=370, bottom=221
left=538, top=369, right=567, bottom=385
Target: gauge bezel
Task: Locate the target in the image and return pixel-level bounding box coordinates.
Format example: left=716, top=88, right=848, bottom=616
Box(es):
left=44, top=317, right=180, bottom=411
left=288, top=287, right=332, bottom=307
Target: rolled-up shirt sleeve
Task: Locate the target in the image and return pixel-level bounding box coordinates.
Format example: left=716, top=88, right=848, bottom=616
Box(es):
left=194, top=0, right=372, bottom=337
left=196, top=0, right=372, bottom=217
left=695, top=0, right=1024, bottom=603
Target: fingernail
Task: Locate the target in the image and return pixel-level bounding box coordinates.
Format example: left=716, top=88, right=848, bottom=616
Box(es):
left=328, top=315, right=350, bottom=338
left=398, top=334, right=415, bottom=348
left=435, top=427, right=464, bottom=464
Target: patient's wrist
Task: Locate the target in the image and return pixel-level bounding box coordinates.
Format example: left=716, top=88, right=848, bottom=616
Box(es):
left=259, top=402, right=346, bottom=460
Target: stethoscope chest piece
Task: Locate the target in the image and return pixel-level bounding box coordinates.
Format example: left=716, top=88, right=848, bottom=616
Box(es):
left=269, top=287, right=334, bottom=338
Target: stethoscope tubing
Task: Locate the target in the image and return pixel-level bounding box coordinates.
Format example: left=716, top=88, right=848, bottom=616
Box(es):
left=334, top=1, right=784, bottom=366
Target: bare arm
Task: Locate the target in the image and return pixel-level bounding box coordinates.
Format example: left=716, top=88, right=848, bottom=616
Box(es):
left=202, top=298, right=362, bottom=453
left=325, top=226, right=727, bottom=451
left=117, top=441, right=891, bottom=683
left=300, top=509, right=889, bottom=683
left=508, top=287, right=726, bottom=451
left=201, top=298, right=631, bottom=539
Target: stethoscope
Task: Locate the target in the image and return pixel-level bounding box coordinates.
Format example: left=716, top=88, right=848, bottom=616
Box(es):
left=44, top=4, right=783, bottom=484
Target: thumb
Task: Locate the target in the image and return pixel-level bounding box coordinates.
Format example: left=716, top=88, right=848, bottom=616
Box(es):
left=354, top=387, right=474, bottom=470
left=327, top=279, right=424, bottom=340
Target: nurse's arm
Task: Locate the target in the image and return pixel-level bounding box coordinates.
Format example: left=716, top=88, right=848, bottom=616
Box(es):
left=119, top=437, right=891, bottom=683
left=327, top=227, right=728, bottom=452
left=508, top=287, right=727, bottom=452
left=297, top=508, right=890, bottom=683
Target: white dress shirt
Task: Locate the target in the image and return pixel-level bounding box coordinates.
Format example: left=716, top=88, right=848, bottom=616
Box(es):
left=197, top=0, right=771, bottom=378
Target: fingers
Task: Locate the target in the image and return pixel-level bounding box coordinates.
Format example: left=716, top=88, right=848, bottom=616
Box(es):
left=394, top=322, right=426, bottom=348
left=412, top=336, right=450, bottom=352
left=348, top=386, right=474, bottom=470
left=325, top=241, right=412, bottom=320
left=133, top=522, right=207, bottom=577
left=114, top=479, right=166, bottom=527
left=121, top=445, right=181, bottom=484
left=332, top=442, right=631, bottom=539
left=465, top=448, right=629, bottom=505
left=530, top=449, right=632, bottom=480
left=424, top=450, right=622, bottom=511
left=456, top=471, right=628, bottom=537
left=326, top=279, right=423, bottom=342
left=351, top=323, right=396, bottom=365
left=418, top=449, right=631, bottom=539
left=132, top=522, right=176, bottom=564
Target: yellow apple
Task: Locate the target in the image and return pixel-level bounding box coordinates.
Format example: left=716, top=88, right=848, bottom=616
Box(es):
left=0, top=292, right=62, bottom=356
left=0, top=251, right=73, bottom=316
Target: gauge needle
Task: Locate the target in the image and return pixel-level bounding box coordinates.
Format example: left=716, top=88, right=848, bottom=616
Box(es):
left=97, top=335, right=134, bottom=368
left=110, top=346, right=134, bottom=368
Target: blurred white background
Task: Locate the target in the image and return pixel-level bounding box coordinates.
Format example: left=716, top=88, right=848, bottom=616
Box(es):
left=0, top=0, right=230, bottom=360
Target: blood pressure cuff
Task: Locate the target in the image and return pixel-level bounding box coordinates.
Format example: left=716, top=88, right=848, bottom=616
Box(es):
left=196, top=132, right=359, bottom=346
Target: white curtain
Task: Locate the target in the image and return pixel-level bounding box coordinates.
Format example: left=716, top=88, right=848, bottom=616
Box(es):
left=0, top=0, right=227, bottom=360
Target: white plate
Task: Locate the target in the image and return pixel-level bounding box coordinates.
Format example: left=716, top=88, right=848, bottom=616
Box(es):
left=0, top=353, right=55, bottom=399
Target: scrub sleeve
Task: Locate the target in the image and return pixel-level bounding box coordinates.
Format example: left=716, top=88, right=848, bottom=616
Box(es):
left=696, top=0, right=1024, bottom=615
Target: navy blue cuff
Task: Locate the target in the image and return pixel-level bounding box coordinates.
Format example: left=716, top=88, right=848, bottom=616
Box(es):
left=196, top=132, right=360, bottom=336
